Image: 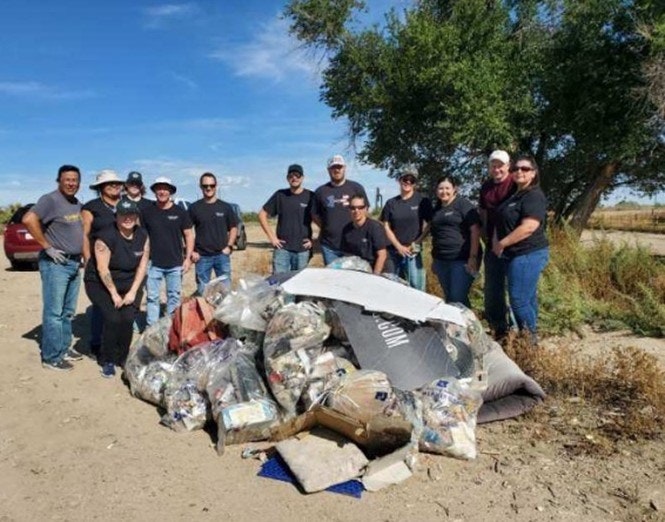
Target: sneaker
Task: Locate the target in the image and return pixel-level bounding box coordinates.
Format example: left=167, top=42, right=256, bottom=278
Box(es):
left=100, top=363, right=116, bottom=378
left=64, top=348, right=84, bottom=361
left=42, top=359, right=74, bottom=372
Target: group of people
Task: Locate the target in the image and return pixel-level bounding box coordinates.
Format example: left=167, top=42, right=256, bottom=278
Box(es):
left=258, top=151, right=549, bottom=343
left=23, top=149, right=549, bottom=378
left=23, top=168, right=237, bottom=377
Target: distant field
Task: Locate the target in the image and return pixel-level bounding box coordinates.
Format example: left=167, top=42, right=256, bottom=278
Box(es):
left=588, top=208, right=665, bottom=233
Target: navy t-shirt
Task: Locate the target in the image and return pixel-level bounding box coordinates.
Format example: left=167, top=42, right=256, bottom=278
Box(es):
left=380, top=192, right=432, bottom=246
left=141, top=203, right=193, bottom=268
left=430, top=196, right=481, bottom=261
left=85, top=226, right=148, bottom=293
left=188, top=199, right=238, bottom=256
left=262, top=189, right=313, bottom=252
left=312, top=180, right=368, bottom=250
left=496, top=188, right=549, bottom=258
left=82, top=198, right=117, bottom=239
left=341, top=218, right=390, bottom=266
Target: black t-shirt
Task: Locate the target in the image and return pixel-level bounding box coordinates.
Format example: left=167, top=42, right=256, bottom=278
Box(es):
left=262, top=189, right=313, bottom=252
left=341, top=218, right=390, bottom=266
left=141, top=203, right=193, bottom=268
left=82, top=198, right=117, bottom=239
left=380, top=192, right=432, bottom=246
left=188, top=199, right=238, bottom=256
left=312, top=180, right=368, bottom=250
left=135, top=198, right=154, bottom=216
left=496, top=188, right=549, bottom=258
left=85, top=226, right=148, bottom=293
left=430, top=196, right=481, bottom=261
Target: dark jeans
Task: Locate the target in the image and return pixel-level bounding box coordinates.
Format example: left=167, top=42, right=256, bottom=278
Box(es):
left=506, top=247, right=549, bottom=333
left=85, top=281, right=143, bottom=366
left=483, top=249, right=509, bottom=335
left=432, top=258, right=475, bottom=307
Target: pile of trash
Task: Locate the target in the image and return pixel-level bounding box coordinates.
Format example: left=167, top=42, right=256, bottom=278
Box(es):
left=125, top=265, right=542, bottom=494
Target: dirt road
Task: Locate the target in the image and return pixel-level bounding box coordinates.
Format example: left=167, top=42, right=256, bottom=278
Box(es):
left=0, top=226, right=663, bottom=521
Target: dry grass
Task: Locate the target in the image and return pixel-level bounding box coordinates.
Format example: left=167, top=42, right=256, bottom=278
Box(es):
left=504, top=333, right=665, bottom=453
left=588, top=208, right=665, bottom=233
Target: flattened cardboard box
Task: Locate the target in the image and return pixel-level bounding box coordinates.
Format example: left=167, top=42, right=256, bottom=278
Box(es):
left=270, top=407, right=412, bottom=457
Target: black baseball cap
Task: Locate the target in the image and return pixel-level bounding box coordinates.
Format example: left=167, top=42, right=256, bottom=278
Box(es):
left=126, top=171, right=143, bottom=185
left=116, top=198, right=140, bottom=215
left=287, top=164, right=304, bottom=176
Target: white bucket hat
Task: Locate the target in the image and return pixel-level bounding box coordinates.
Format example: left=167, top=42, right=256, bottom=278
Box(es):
left=150, top=176, right=177, bottom=194
left=89, top=169, right=123, bottom=190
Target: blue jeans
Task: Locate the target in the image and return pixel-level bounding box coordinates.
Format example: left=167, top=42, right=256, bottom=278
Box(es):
left=320, top=244, right=345, bottom=266
left=273, top=249, right=310, bottom=274
left=146, top=265, right=183, bottom=326
left=195, top=253, right=231, bottom=296
left=484, top=249, right=510, bottom=335
left=432, top=258, right=475, bottom=307
left=506, top=247, right=549, bottom=333
left=388, top=249, right=426, bottom=291
left=38, top=253, right=81, bottom=364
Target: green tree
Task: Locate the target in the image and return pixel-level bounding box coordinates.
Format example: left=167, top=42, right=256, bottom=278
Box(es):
left=285, top=0, right=665, bottom=230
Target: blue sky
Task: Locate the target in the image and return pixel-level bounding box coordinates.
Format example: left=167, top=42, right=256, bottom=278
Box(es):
left=0, top=1, right=659, bottom=211
left=0, top=0, right=407, bottom=210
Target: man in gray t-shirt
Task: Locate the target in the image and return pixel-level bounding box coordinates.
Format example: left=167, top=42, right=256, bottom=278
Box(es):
left=23, top=165, right=84, bottom=372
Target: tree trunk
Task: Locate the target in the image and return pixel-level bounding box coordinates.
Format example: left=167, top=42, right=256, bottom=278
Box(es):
left=567, top=162, right=618, bottom=232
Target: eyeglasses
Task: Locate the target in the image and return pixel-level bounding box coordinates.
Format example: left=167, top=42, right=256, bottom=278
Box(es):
left=200, top=184, right=216, bottom=189
left=349, top=205, right=366, bottom=211
left=400, top=177, right=416, bottom=185
left=510, top=166, right=534, bottom=173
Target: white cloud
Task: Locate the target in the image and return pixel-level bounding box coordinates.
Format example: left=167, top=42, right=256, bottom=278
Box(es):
left=209, top=16, right=323, bottom=83
left=170, top=72, right=199, bottom=92
left=0, top=81, right=95, bottom=100
left=143, top=3, right=198, bottom=28
left=131, top=158, right=249, bottom=193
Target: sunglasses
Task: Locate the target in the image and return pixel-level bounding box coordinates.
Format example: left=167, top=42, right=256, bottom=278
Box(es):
left=510, top=166, right=534, bottom=173
left=287, top=172, right=303, bottom=178
left=400, top=177, right=416, bottom=185
left=349, top=205, right=366, bottom=211
left=200, top=184, right=216, bottom=189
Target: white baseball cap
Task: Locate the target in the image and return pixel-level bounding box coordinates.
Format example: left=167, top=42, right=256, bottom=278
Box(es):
left=327, top=155, right=346, bottom=168
left=489, top=150, right=510, bottom=165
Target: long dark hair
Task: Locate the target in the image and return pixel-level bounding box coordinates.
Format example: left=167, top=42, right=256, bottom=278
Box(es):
left=512, top=154, right=540, bottom=190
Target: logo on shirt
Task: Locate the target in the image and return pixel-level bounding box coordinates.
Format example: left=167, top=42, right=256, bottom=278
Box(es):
left=134, top=251, right=144, bottom=257
left=362, top=238, right=368, bottom=243
left=64, top=213, right=81, bottom=222
left=215, top=212, right=225, bottom=217
left=508, top=203, right=517, bottom=207
left=444, top=211, right=453, bottom=216
left=168, top=215, right=179, bottom=220
left=325, top=194, right=350, bottom=208
left=410, top=206, right=418, bottom=211
left=300, top=203, right=308, bottom=208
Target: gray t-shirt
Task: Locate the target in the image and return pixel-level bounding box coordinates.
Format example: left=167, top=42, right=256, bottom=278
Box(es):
left=32, top=189, right=83, bottom=255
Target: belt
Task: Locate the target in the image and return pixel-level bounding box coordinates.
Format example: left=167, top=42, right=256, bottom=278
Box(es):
left=62, top=253, right=82, bottom=260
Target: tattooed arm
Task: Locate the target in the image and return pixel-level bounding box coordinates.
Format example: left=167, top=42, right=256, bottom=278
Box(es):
left=122, top=238, right=150, bottom=306
left=94, top=239, right=122, bottom=308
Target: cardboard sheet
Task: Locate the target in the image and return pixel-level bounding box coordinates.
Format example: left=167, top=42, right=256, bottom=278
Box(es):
left=280, top=268, right=465, bottom=326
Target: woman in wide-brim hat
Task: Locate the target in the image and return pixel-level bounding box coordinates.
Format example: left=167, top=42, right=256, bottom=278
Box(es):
left=82, top=169, right=125, bottom=358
